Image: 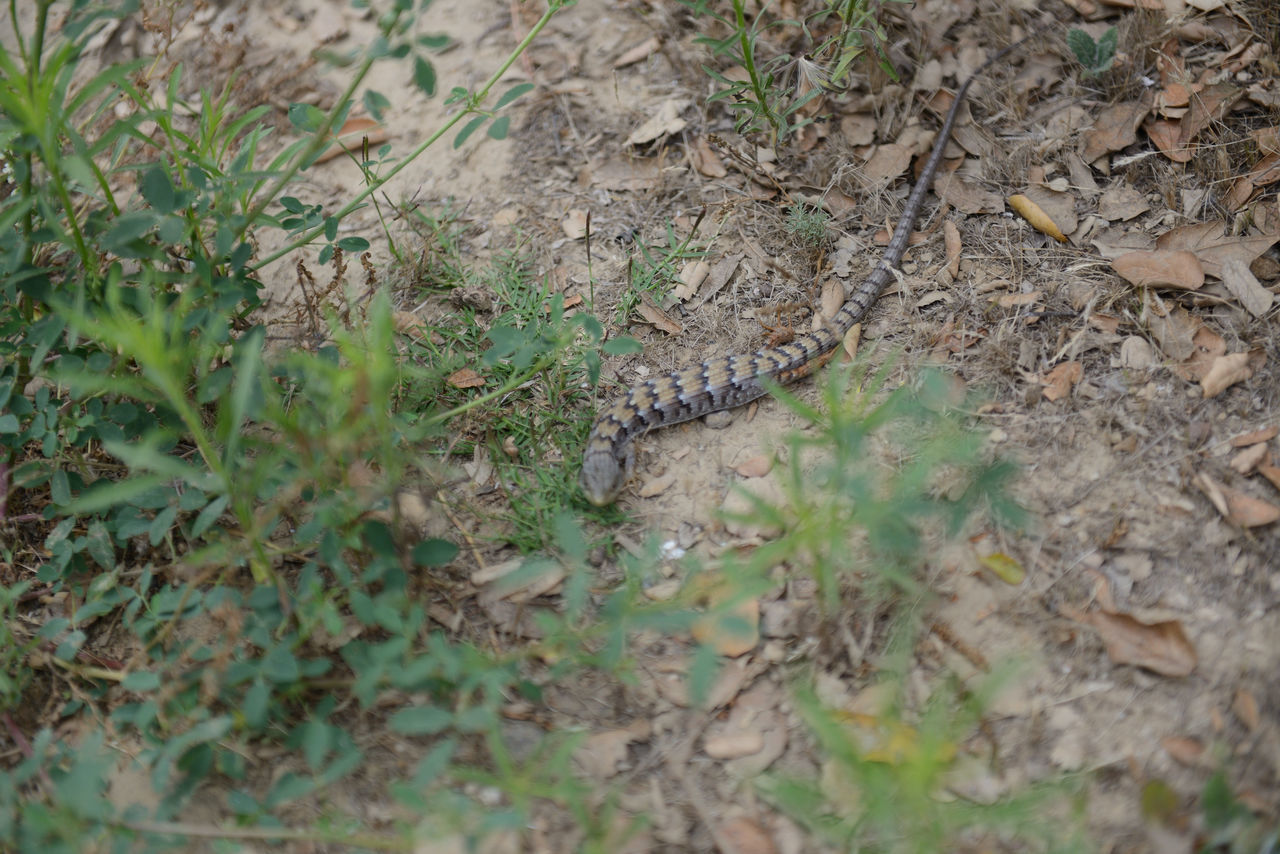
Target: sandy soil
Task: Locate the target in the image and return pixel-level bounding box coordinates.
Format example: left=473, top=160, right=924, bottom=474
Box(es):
left=25, top=0, right=1280, bottom=851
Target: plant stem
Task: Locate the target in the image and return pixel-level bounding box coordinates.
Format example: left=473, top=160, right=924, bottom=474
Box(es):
left=252, top=2, right=567, bottom=271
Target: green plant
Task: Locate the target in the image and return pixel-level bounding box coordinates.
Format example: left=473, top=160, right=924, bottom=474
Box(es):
left=721, top=358, right=1021, bottom=611
left=680, top=0, right=907, bottom=143
left=1067, top=26, right=1118, bottom=77
left=618, top=214, right=710, bottom=321
left=0, top=0, right=623, bottom=850
left=785, top=202, right=831, bottom=247
left=1198, top=772, right=1279, bottom=854
left=761, top=661, right=1089, bottom=852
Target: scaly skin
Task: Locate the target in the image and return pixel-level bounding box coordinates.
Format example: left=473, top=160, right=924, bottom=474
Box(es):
left=580, top=46, right=1014, bottom=506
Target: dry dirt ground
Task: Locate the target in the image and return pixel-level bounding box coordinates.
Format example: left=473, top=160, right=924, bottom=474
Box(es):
left=35, top=0, right=1280, bottom=851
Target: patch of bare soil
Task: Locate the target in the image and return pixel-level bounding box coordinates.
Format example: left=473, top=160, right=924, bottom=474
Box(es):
left=93, top=0, right=1280, bottom=850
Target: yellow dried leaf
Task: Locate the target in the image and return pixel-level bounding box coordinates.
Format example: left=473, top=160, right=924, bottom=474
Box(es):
left=979, top=552, right=1026, bottom=585
left=1008, top=193, right=1067, bottom=242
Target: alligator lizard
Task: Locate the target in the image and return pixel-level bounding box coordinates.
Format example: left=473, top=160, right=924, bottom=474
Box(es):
left=580, top=41, right=1023, bottom=506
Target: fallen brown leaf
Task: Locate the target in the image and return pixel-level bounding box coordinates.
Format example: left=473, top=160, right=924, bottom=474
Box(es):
left=562, top=208, right=590, bottom=239
left=944, top=219, right=962, bottom=278
left=1233, top=688, right=1261, bottom=731
left=1082, top=101, right=1149, bottom=162
left=996, top=291, right=1041, bottom=308
left=1172, top=323, right=1225, bottom=381
left=1195, top=472, right=1280, bottom=527
left=1112, top=249, right=1204, bottom=290
left=717, top=817, right=777, bottom=854
left=636, top=294, right=683, bottom=335
left=1230, top=425, right=1278, bottom=446
left=1258, top=462, right=1280, bottom=493
left=573, top=721, right=651, bottom=779
left=625, top=98, right=690, bottom=145
left=1155, top=222, right=1280, bottom=278
left=1200, top=352, right=1256, bottom=397
left=673, top=260, right=710, bottom=301
left=1229, top=442, right=1269, bottom=475
left=734, top=454, right=773, bottom=478
left=314, top=116, right=391, bottom=165
left=690, top=135, right=728, bottom=178
left=1042, top=361, right=1082, bottom=402
left=691, top=593, right=760, bottom=658
left=1221, top=258, right=1275, bottom=317
left=1070, top=609, right=1197, bottom=677
left=613, top=36, right=660, bottom=68
left=862, top=142, right=913, bottom=183
left=446, top=368, right=485, bottom=389
left=1161, top=735, right=1206, bottom=767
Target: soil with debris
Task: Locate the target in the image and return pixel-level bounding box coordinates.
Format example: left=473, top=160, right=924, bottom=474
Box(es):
left=81, top=0, right=1280, bottom=851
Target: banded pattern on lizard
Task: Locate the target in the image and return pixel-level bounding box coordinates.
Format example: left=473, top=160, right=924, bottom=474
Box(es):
left=580, top=40, right=1024, bottom=506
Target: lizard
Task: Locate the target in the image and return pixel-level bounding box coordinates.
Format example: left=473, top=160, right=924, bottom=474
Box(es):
left=580, top=34, right=1032, bottom=506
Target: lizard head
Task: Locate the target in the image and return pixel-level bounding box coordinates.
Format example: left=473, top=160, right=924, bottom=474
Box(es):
left=579, top=445, right=626, bottom=506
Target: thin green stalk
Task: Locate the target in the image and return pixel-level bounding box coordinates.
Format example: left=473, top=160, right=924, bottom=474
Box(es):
left=734, top=0, right=779, bottom=141
left=253, top=1, right=568, bottom=271
left=237, top=9, right=408, bottom=235
left=424, top=353, right=559, bottom=427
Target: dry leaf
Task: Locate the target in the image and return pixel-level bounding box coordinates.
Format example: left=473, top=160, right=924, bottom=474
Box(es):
left=1082, top=101, right=1149, bottom=162
left=704, top=731, right=765, bottom=759
left=1171, top=322, right=1225, bottom=380
left=613, top=36, right=660, bottom=68
left=935, top=172, right=1004, bottom=214
left=1088, top=313, right=1123, bottom=334
left=573, top=721, right=651, bottom=779
left=1229, top=442, right=1268, bottom=474
left=1073, top=609, right=1197, bottom=676
left=1023, top=185, right=1078, bottom=237
left=996, top=291, right=1041, bottom=308
left=446, top=368, right=485, bottom=389
left=1155, top=222, right=1280, bottom=279
left=979, top=552, right=1026, bottom=585
left=1231, top=425, right=1279, bottom=446
left=734, top=454, right=773, bottom=478
left=691, top=593, right=760, bottom=658
left=673, top=260, right=710, bottom=301
left=717, top=817, right=777, bottom=854
left=638, top=471, right=676, bottom=498
left=562, top=208, right=590, bottom=239
left=473, top=557, right=565, bottom=604
left=690, top=135, right=728, bottom=178
left=1196, top=472, right=1280, bottom=527
left=820, top=277, right=844, bottom=318
left=636, top=295, right=683, bottom=335
left=1097, top=184, right=1151, bottom=221
left=1221, top=258, right=1275, bottom=317
left=1224, top=152, right=1280, bottom=210
left=842, top=323, right=861, bottom=359
left=862, top=142, right=913, bottom=183
left=1200, top=352, right=1255, bottom=397
left=1161, top=736, right=1206, bottom=767
left=1260, top=462, right=1280, bottom=493
left=1233, top=688, right=1260, bottom=731
left=587, top=156, right=661, bottom=191
left=690, top=252, right=743, bottom=309
left=840, top=113, right=876, bottom=145
left=625, top=99, right=690, bottom=145
left=1009, top=193, right=1067, bottom=242
left=314, top=116, right=391, bottom=165
left=943, top=219, right=962, bottom=278
left=1042, top=361, right=1082, bottom=402
left=1112, top=249, right=1204, bottom=290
